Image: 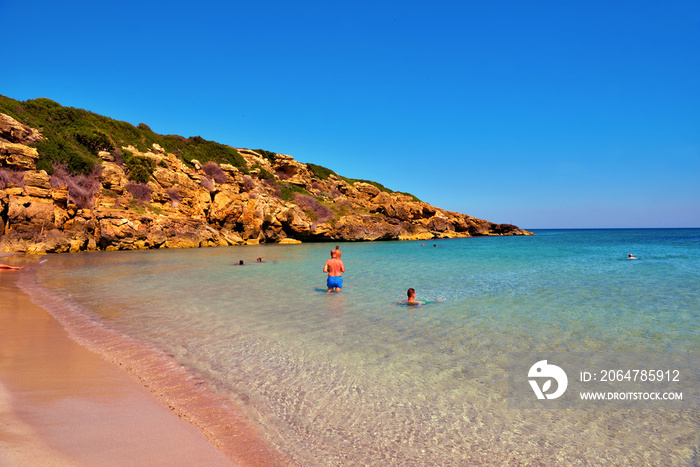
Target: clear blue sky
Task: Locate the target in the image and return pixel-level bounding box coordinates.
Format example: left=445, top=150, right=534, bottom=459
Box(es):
left=2, top=1, right=698, bottom=228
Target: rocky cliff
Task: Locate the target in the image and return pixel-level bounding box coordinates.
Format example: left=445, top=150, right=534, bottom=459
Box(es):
left=0, top=113, right=531, bottom=254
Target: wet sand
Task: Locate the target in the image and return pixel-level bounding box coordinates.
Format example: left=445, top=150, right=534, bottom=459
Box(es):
left=0, top=262, right=290, bottom=466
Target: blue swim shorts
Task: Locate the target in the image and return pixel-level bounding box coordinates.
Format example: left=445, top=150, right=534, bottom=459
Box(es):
left=327, top=276, right=343, bottom=289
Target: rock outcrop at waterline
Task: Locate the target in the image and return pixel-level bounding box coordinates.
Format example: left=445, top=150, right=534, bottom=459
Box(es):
left=0, top=114, right=531, bottom=253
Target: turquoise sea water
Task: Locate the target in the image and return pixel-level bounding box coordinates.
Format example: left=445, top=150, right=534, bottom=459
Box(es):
left=29, top=229, right=699, bottom=465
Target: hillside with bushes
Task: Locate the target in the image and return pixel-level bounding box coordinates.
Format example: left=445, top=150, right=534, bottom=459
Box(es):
left=0, top=95, right=531, bottom=253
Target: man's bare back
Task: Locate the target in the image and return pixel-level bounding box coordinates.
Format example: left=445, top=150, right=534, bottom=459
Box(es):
left=323, top=258, right=345, bottom=276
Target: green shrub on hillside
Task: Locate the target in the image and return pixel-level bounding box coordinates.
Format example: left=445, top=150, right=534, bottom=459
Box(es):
left=35, top=137, right=95, bottom=174
left=122, top=149, right=155, bottom=183
left=254, top=149, right=277, bottom=161
left=0, top=95, right=24, bottom=118
left=258, top=167, right=275, bottom=180
left=339, top=176, right=393, bottom=194
left=162, top=135, right=247, bottom=169
left=75, top=129, right=113, bottom=155
left=306, top=163, right=336, bottom=180
left=279, top=183, right=309, bottom=201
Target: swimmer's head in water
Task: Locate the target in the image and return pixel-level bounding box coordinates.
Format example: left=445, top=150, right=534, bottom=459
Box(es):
left=407, top=288, right=415, bottom=300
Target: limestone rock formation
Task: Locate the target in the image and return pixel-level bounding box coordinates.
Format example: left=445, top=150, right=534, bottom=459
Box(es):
left=0, top=113, right=532, bottom=253
left=0, top=113, right=43, bottom=145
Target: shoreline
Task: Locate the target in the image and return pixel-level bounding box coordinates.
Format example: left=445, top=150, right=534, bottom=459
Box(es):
left=0, top=263, right=291, bottom=466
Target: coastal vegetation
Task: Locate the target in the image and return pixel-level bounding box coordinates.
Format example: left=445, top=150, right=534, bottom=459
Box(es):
left=0, top=94, right=532, bottom=253
left=0, top=95, right=247, bottom=174
left=0, top=95, right=414, bottom=199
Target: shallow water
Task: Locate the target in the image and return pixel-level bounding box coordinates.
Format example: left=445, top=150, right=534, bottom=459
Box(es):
left=31, top=229, right=700, bottom=465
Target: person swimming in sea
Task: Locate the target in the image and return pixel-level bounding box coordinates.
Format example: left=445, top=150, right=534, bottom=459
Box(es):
left=399, top=288, right=445, bottom=307
left=628, top=254, right=638, bottom=260
left=405, top=288, right=424, bottom=306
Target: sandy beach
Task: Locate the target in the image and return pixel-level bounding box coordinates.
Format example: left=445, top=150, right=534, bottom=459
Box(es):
left=0, top=258, right=288, bottom=466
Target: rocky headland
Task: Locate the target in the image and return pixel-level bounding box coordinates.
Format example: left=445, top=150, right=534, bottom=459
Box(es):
left=0, top=108, right=531, bottom=254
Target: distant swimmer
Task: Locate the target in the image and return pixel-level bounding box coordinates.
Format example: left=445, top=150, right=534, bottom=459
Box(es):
left=628, top=254, right=638, bottom=260
left=238, top=260, right=245, bottom=265
left=256, top=257, right=263, bottom=263
left=323, top=249, right=345, bottom=292
left=0, top=263, right=24, bottom=270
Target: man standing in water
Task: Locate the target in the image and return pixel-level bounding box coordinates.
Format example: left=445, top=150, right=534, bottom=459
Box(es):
left=323, top=249, right=345, bottom=292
